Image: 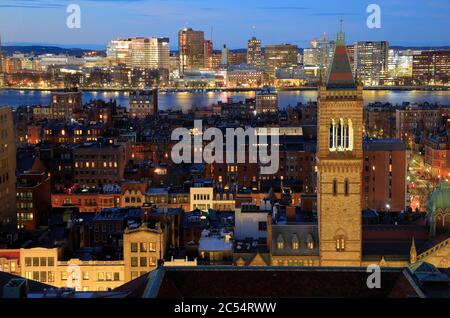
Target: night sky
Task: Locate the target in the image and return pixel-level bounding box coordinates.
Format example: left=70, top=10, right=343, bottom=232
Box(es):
left=1, top=0, right=449, bottom=49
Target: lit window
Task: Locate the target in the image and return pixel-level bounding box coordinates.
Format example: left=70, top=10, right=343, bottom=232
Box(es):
left=336, top=237, right=345, bottom=251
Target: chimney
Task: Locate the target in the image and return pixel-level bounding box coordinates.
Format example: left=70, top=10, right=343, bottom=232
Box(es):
left=286, top=206, right=296, bottom=223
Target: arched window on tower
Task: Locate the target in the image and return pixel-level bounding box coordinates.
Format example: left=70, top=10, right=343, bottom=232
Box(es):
left=337, top=119, right=343, bottom=150
left=336, top=236, right=346, bottom=251
left=329, top=119, right=337, bottom=151
left=347, top=119, right=354, bottom=151
left=329, top=120, right=334, bottom=150
left=344, top=122, right=349, bottom=149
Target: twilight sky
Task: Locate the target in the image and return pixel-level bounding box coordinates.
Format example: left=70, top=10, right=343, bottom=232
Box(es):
left=0, top=0, right=449, bottom=49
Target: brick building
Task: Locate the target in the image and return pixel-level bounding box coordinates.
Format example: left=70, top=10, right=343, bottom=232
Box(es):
left=363, top=139, right=407, bottom=212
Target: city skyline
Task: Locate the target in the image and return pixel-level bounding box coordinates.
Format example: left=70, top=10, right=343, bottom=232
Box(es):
left=0, top=0, right=450, bottom=49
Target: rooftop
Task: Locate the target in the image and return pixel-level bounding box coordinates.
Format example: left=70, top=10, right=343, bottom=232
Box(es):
left=364, top=138, right=406, bottom=151
left=134, top=266, right=421, bottom=298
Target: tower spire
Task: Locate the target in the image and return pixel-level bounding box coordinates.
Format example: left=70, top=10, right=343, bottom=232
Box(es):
left=325, top=21, right=355, bottom=89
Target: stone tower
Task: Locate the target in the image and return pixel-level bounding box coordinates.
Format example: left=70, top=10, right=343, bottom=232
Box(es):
left=317, top=27, right=363, bottom=266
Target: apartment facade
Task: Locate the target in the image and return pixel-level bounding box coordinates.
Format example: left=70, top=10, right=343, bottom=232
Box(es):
left=1, top=224, right=165, bottom=291
left=363, top=139, right=407, bottom=212
left=0, top=106, right=16, bottom=227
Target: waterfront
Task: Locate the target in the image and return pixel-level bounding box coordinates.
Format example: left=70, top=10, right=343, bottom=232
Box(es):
left=1, top=89, right=450, bottom=112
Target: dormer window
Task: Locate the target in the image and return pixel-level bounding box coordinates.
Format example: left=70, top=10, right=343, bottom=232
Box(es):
left=276, top=234, right=285, bottom=250
left=307, top=234, right=315, bottom=250
left=292, top=234, right=299, bottom=250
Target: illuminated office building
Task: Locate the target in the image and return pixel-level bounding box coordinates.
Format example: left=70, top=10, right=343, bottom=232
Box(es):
left=412, top=51, right=450, bottom=85
left=204, top=40, right=213, bottom=70
left=247, top=37, right=262, bottom=69
left=355, top=41, right=389, bottom=86
left=178, top=28, right=205, bottom=73
left=107, top=37, right=170, bottom=70
left=264, top=44, right=298, bottom=79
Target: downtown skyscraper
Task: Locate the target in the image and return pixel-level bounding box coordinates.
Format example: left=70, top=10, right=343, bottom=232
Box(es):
left=247, top=36, right=263, bottom=69
left=178, top=28, right=205, bottom=73
left=106, top=37, right=170, bottom=70
left=355, top=41, right=389, bottom=86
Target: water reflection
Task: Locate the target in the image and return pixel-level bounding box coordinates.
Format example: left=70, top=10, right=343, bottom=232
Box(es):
left=0, top=89, right=449, bottom=111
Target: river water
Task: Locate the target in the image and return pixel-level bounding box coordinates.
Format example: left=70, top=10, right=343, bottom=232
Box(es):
left=1, top=89, right=450, bottom=112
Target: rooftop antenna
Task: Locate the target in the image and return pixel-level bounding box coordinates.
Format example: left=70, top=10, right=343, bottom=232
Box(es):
left=0, top=34, right=3, bottom=61
left=210, top=26, right=213, bottom=44
left=337, top=18, right=346, bottom=45
left=252, top=25, right=256, bottom=37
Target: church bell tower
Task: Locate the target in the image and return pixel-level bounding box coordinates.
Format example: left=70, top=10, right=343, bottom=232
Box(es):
left=317, top=25, right=363, bottom=266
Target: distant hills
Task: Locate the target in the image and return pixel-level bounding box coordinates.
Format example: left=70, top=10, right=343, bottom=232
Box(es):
left=1, top=45, right=449, bottom=57
left=390, top=46, right=450, bottom=51
left=2, top=45, right=105, bottom=57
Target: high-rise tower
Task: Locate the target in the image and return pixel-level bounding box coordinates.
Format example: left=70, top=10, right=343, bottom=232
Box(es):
left=317, top=26, right=363, bottom=266
left=178, top=28, right=205, bottom=73
left=247, top=36, right=262, bottom=69
left=0, top=35, right=4, bottom=88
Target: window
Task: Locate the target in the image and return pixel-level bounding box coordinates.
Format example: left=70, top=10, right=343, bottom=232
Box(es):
left=131, top=257, right=138, bottom=267
left=98, top=272, right=105, bottom=281
left=114, top=272, right=120, bottom=281
left=131, top=243, right=138, bottom=253
left=61, top=272, right=68, bottom=281
left=333, top=179, right=338, bottom=196
left=277, top=242, right=284, bottom=249
left=149, top=257, right=156, bottom=266
left=140, top=257, right=147, bottom=267
left=25, top=257, right=32, bottom=267
left=140, top=242, right=147, bottom=252
left=336, top=237, right=345, bottom=251
left=292, top=242, right=299, bottom=250
left=25, top=271, right=32, bottom=279
left=33, top=257, right=39, bottom=267
left=106, top=272, right=113, bottom=281
left=83, top=272, right=89, bottom=280
left=40, top=257, right=47, bottom=267
left=344, top=179, right=349, bottom=197
left=33, top=271, right=39, bottom=281
left=329, top=118, right=353, bottom=151
left=258, top=222, right=267, bottom=231
left=40, top=271, right=47, bottom=282
left=149, top=242, right=156, bottom=252
left=47, top=257, right=54, bottom=266
left=131, top=271, right=138, bottom=280
left=47, top=271, right=54, bottom=282
left=307, top=234, right=315, bottom=250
